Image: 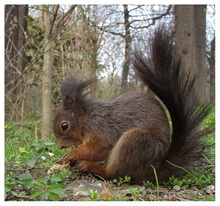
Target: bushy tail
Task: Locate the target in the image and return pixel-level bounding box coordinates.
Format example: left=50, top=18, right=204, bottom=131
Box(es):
left=132, top=27, right=212, bottom=179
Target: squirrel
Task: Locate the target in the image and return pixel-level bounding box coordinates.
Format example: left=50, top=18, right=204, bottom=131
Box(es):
left=53, top=26, right=212, bottom=184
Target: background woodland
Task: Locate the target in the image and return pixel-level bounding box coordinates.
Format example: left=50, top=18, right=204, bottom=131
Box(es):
left=5, top=5, right=215, bottom=139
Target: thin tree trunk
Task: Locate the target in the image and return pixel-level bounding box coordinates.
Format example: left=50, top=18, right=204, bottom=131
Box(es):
left=41, top=36, right=54, bottom=139
left=209, top=37, right=215, bottom=104
left=121, top=5, right=132, bottom=94
left=90, top=40, right=98, bottom=97
left=40, top=5, right=55, bottom=139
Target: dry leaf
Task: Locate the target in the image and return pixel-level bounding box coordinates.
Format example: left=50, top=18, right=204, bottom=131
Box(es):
left=100, top=182, right=114, bottom=200
left=47, top=162, right=71, bottom=175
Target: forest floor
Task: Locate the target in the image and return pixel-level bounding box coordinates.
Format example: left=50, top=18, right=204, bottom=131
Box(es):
left=5, top=111, right=215, bottom=201
left=5, top=156, right=215, bottom=201
left=5, top=143, right=215, bottom=201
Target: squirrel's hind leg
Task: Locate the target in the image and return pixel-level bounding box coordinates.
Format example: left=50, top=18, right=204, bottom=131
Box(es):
left=77, top=127, right=169, bottom=184
left=106, top=127, right=169, bottom=183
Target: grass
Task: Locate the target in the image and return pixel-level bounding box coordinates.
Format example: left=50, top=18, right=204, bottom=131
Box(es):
left=5, top=121, right=70, bottom=200
left=4, top=109, right=215, bottom=201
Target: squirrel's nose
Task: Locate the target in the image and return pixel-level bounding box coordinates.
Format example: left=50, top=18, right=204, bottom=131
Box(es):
left=58, top=142, right=65, bottom=149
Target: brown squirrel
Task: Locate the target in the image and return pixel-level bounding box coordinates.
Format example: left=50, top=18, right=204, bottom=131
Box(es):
left=53, top=27, right=212, bottom=184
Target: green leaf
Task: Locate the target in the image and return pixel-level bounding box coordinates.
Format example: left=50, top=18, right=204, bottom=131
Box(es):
left=18, top=173, right=33, bottom=180
left=50, top=176, right=62, bottom=184
left=48, top=183, right=63, bottom=190
left=48, top=193, right=60, bottom=201
left=37, top=176, right=49, bottom=184
left=49, top=187, right=68, bottom=197
left=5, top=185, right=11, bottom=199
left=11, top=191, right=28, bottom=198
left=18, top=174, right=34, bottom=188
left=33, top=177, right=48, bottom=188
left=40, top=191, right=49, bottom=200
left=5, top=185, right=11, bottom=193
left=31, top=191, right=46, bottom=199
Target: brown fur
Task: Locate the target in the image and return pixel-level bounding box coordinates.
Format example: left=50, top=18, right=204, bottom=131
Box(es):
left=53, top=27, right=212, bottom=184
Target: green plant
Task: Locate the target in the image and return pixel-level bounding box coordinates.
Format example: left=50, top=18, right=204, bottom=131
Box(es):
left=5, top=122, right=69, bottom=168
left=167, top=166, right=215, bottom=190
left=5, top=121, right=72, bottom=200
left=202, top=196, right=215, bottom=201
left=89, top=189, right=98, bottom=201
left=30, top=175, right=68, bottom=200
left=5, top=174, right=30, bottom=200
left=128, top=187, right=145, bottom=201
left=5, top=168, right=71, bottom=201
left=143, top=181, right=156, bottom=190
left=113, top=175, right=131, bottom=187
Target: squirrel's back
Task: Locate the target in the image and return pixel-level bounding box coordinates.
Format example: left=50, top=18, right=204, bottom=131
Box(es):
left=83, top=92, right=169, bottom=148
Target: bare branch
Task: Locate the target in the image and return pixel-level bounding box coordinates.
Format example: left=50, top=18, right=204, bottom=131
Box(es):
left=49, top=5, right=59, bottom=35
left=56, top=5, right=77, bottom=28
left=98, top=26, right=125, bottom=38
left=128, top=5, right=144, bottom=13
left=129, top=5, right=172, bottom=29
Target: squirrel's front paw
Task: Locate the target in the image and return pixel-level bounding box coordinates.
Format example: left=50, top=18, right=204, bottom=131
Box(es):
left=62, top=150, right=78, bottom=165
left=77, top=161, right=92, bottom=172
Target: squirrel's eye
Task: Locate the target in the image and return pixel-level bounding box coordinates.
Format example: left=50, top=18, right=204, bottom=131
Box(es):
left=61, top=122, right=68, bottom=131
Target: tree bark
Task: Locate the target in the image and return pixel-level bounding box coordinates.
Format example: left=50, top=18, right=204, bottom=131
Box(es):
left=175, top=5, right=209, bottom=104
left=175, top=6, right=196, bottom=75
left=90, top=39, right=98, bottom=97
left=5, top=5, right=28, bottom=121
left=209, top=37, right=215, bottom=104
left=40, top=5, right=55, bottom=139
left=194, top=5, right=209, bottom=103
left=41, top=36, right=55, bottom=139
left=121, top=5, right=132, bottom=94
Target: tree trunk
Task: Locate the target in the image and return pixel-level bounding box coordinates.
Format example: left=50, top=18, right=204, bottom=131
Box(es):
left=90, top=39, right=98, bottom=97
left=194, top=5, right=209, bottom=103
left=89, top=6, right=98, bottom=97
left=209, top=37, right=215, bottom=104
left=121, top=5, right=132, bottom=94
left=41, top=36, right=54, bottom=139
left=40, top=5, right=55, bottom=139
left=175, top=6, right=196, bottom=75
left=175, top=5, right=208, bottom=104
left=5, top=5, right=28, bottom=121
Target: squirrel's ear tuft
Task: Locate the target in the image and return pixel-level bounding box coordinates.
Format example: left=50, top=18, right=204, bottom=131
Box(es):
left=60, top=76, right=95, bottom=110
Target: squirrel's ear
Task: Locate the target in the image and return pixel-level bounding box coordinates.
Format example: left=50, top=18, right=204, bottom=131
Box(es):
left=62, top=95, right=75, bottom=110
